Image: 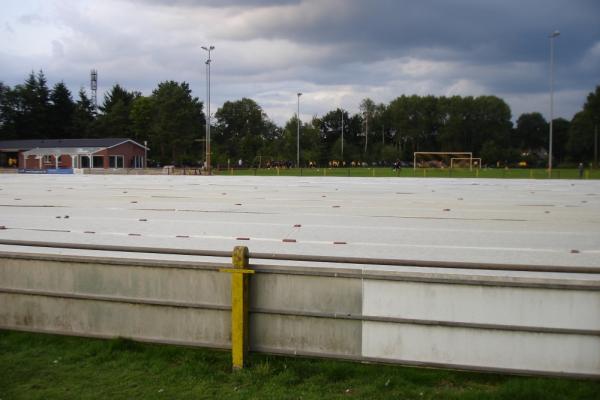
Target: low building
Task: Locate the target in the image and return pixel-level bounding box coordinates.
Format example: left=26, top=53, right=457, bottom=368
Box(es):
left=0, top=138, right=148, bottom=170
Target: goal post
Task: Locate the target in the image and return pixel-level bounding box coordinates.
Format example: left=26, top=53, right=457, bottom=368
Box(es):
left=414, top=152, right=473, bottom=171
left=450, top=157, right=481, bottom=169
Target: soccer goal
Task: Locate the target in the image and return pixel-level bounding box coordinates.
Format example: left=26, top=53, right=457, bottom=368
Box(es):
left=450, top=157, right=481, bottom=169
left=414, top=152, right=474, bottom=170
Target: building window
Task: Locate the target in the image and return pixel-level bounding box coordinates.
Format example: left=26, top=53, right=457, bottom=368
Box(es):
left=109, top=155, right=124, bottom=168
left=43, top=155, right=52, bottom=164
left=92, top=156, right=104, bottom=168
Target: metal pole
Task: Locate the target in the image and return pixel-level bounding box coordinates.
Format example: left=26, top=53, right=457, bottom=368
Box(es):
left=144, top=140, right=147, bottom=169
left=202, top=46, right=214, bottom=175
left=548, top=31, right=560, bottom=174
left=205, top=60, right=209, bottom=171
left=208, top=58, right=211, bottom=174
left=341, top=109, right=344, bottom=162
left=364, top=112, right=368, bottom=154
left=297, top=92, right=302, bottom=168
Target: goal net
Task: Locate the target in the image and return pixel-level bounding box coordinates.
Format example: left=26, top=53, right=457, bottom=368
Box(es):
left=414, top=152, right=474, bottom=170
left=450, top=157, right=481, bottom=169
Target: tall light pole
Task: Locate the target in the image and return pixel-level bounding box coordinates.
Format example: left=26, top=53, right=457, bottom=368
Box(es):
left=297, top=92, right=302, bottom=168
left=202, top=45, right=214, bottom=174
left=548, top=30, right=559, bottom=174
left=341, top=108, right=344, bottom=162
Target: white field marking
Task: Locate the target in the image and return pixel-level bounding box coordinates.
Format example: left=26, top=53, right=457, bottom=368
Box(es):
left=4, top=227, right=588, bottom=254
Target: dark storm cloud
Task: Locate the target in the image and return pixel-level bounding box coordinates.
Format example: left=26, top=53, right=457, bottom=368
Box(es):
left=154, top=0, right=596, bottom=100
left=213, top=0, right=599, bottom=64
left=132, top=0, right=300, bottom=7
left=2, top=0, right=599, bottom=123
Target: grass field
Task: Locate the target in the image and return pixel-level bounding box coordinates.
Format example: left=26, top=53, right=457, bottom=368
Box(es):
left=211, top=167, right=600, bottom=179
left=1, top=330, right=598, bottom=400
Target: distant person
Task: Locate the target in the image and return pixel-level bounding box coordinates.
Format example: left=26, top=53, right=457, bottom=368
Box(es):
left=238, top=159, right=243, bottom=168
left=579, top=162, right=584, bottom=179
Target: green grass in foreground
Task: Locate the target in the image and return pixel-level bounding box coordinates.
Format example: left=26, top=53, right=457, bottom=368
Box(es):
left=1, top=330, right=598, bottom=400
left=212, top=167, right=600, bottom=179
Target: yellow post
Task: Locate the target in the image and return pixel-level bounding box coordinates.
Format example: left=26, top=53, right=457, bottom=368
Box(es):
left=220, top=246, right=254, bottom=370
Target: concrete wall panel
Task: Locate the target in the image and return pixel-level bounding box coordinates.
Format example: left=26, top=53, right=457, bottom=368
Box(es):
left=251, top=273, right=361, bottom=315
left=0, top=292, right=230, bottom=347
left=362, top=321, right=600, bottom=376
left=1, top=254, right=598, bottom=377
left=363, top=280, right=600, bottom=330
left=250, top=313, right=362, bottom=357
left=0, top=259, right=229, bottom=306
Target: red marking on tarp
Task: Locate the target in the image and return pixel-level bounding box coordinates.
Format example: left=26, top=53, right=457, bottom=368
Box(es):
left=443, top=208, right=451, bottom=211
left=131, top=201, right=138, bottom=203
left=332, top=205, right=340, bottom=208
left=0, top=226, right=6, bottom=230
left=282, top=239, right=297, bottom=243
left=236, top=237, right=250, bottom=241
left=333, top=241, right=347, bottom=245
left=570, top=249, right=580, bottom=254
left=128, top=233, right=141, bottom=236
left=176, top=235, right=189, bottom=238
left=293, top=224, right=302, bottom=227
left=139, top=218, right=147, bottom=222
left=235, top=203, right=242, bottom=206
left=84, top=231, right=95, bottom=234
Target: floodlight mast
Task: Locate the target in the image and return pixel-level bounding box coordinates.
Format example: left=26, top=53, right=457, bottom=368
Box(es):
left=202, top=46, right=215, bottom=174
left=90, top=69, right=98, bottom=113
left=297, top=92, right=302, bottom=168
left=341, top=108, right=344, bottom=162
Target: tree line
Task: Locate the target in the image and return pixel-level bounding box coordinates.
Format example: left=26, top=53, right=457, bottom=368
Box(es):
left=1, top=70, right=598, bottom=167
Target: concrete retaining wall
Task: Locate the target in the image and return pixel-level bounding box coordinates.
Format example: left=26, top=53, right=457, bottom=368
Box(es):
left=0, top=251, right=598, bottom=378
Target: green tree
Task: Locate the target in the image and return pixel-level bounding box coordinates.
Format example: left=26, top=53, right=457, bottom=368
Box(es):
left=71, top=89, right=96, bottom=137
left=0, top=82, right=19, bottom=139
left=13, top=70, right=51, bottom=138
left=214, top=98, right=275, bottom=166
left=359, top=98, right=376, bottom=157
left=91, top=84, right=140, bottom=138
left=552, top=118, right=570, bottom=165
left=149, top=81, right=204, bottom=165
left=514, top=112, right=547, bottom=151
left=566, top=86, right=600, bottom=164
left=130, top=96, right=155, bottom=144
left=49, top=82, right=75, bottom=139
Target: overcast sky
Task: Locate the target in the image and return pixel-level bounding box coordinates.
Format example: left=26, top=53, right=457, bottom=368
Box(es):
left=1, top=0, right=599, bottom=125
